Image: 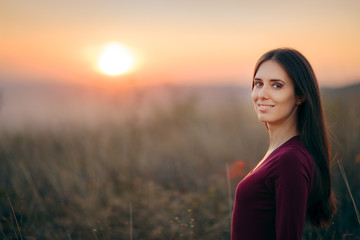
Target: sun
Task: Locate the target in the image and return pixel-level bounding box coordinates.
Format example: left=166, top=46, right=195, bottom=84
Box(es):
left=98, top=42, right=135, bottom=75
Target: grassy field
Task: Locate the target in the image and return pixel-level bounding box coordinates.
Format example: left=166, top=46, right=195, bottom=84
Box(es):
left=0, top=83, right=359, bottom=239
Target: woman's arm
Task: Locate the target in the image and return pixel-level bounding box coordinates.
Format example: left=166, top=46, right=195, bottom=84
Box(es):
left=274, top=150, right=314, bottom=240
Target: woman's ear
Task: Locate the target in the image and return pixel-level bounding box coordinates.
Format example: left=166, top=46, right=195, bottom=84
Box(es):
left=296, top=96, right=305, bottom=106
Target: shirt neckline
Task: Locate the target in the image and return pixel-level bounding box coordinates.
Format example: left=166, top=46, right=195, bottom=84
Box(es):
left=250, top=135, right=300, bottom=174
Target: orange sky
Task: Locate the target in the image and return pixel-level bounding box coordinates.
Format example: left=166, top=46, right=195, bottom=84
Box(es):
left=1, top=0, right=360, bottom=87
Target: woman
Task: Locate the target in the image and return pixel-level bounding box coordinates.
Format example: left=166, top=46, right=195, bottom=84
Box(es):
left=231, top=48, right=337, bottom=240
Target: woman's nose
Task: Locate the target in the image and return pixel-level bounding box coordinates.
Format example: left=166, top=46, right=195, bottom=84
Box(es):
left=257, top=85, right=269, bottom=100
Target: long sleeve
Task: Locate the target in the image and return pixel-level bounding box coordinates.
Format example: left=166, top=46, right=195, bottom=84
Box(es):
left=232, top=136, right=314, bottom=240
left=273, top=150, right=313, bottom=240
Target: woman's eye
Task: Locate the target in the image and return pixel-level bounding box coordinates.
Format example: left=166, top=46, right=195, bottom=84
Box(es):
left=273, top=83, right=283, bottom=89
left=254, top=82, right=263, bottom=87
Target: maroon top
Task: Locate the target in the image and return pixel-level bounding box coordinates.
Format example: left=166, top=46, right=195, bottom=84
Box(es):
left=231, top=136, right=314, bottom=240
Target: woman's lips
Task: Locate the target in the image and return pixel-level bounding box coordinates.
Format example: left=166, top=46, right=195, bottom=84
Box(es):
left=258, top=104, right=275, bottom=112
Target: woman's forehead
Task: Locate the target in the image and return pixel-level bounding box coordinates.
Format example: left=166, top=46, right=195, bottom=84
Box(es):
left=254, top=60, right=291, bottom=81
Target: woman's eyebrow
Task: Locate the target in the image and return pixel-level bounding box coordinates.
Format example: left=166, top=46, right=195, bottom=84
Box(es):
left=270, top=79, right=286, bottom=84
left=254, top=78, right=285, bottom=84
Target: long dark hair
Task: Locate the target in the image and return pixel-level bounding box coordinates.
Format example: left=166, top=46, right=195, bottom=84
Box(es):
left=253, top=48, right=337, bottom=227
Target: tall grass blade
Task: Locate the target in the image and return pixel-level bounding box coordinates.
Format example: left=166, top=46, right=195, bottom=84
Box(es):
left=337, top=160, right=360, bottom=225
left=226, top=163, right=232, bottom=230
left=7, top=196, right=23, bottom=240
left=129, top=202, right=133, bottom=240
left=0, top=221, right=7, bottom=240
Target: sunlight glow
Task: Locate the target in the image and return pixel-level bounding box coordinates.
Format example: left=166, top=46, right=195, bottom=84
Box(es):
left=98, top=43, right=135, bottom=75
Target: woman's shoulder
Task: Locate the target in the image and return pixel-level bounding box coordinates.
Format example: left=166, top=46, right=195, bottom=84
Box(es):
left=271, top=137, right=314, bottom=174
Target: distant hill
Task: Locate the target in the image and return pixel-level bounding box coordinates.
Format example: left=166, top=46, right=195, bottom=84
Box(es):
left=322, top=82, right=360, bottom=98
left=0, top=80, right=359, bottom=131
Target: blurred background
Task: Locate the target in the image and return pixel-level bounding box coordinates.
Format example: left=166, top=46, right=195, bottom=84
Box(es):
left=1, top=0, right=359, bottom=239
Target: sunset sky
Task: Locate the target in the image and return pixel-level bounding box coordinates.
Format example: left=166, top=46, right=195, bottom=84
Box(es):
left=1, top=0, right=360, bottom=87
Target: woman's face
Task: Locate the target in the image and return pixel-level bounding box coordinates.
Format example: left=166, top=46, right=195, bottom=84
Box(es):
left=251, top=60, right=300, bottom=127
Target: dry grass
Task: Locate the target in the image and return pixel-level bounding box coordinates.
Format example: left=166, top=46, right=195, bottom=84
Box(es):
left=0, top=85, right=359, bottom=239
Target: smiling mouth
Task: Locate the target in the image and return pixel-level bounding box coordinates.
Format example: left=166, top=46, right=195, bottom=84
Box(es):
left=258, top=104, right=275, bottom=110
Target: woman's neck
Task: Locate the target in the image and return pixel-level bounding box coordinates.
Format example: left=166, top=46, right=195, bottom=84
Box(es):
left=267, top=122, right=299, bottom=153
